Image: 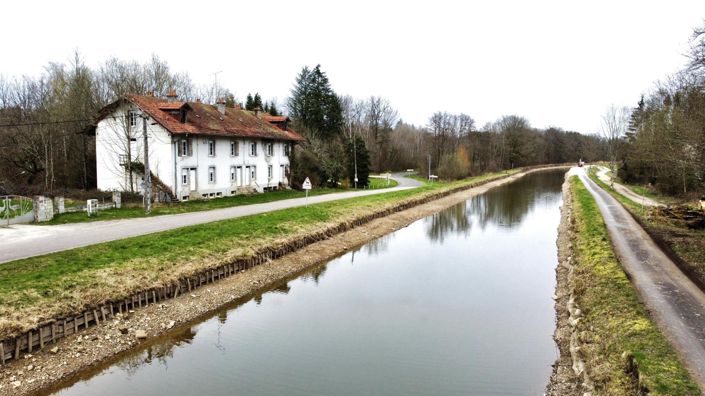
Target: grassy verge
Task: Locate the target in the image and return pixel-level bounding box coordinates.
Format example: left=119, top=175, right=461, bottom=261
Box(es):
left=569, top=176, right=699, bottom=394
left=46, top=187, right=346, bottom=225
left=588, top=168, right=705, bottom=290
left=0, top=169, right=518, bottom=338
left=367, top=177, right=399, bottom=189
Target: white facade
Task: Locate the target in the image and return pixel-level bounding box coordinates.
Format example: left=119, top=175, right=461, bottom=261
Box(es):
left=96, top=104, right=292, bottom=200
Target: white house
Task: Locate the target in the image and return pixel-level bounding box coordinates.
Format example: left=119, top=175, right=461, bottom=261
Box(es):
left=94, top=92, right=303, bottom=201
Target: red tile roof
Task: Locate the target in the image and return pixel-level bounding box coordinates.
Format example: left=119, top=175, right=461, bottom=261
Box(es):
left=98, top=95, right=304, bottom=142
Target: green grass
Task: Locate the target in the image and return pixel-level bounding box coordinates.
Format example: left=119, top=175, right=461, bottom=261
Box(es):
left=45, top=187, right=346, bottom=225
left=367, top=177, right=399, bottom=189
left=570, top=176, right=699, bottom=395
left=0, top=168, right=517, bottom=338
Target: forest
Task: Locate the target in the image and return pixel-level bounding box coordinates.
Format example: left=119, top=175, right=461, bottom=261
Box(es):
left=0, top=53, right=607, bottom=196
left=618, top=23, right=705, bottom=196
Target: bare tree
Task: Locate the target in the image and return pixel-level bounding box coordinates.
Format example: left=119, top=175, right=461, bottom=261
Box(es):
left=601, top=105, right=631, bottom=178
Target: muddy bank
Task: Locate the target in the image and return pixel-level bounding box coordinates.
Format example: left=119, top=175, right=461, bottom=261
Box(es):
left=0, top=167, right=564, bottom=396
left=546, top=174, right=591, bottom=395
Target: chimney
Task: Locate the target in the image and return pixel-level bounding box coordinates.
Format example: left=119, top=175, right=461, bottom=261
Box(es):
left=254, top=106, right=261, bottom=118
left=166, top=89, right=178, bottom=102
left=216, top=98, right=226, bottom=115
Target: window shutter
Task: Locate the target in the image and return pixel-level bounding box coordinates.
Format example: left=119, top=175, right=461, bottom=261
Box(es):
left=188, top=138, right=193, bottom=156
left=177, top=140, right=182, bottom=157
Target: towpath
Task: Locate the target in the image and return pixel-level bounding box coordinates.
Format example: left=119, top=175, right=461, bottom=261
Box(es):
left=0, top=173, right=421, bottom=264
left=594, top=165, right=663, bottom=207
left=577, top=167, right=705, bottom=388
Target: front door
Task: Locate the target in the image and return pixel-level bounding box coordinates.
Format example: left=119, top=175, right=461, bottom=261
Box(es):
left=189, top=168, right=197, bottom=191
left=237, top=166, right=243, bottom=187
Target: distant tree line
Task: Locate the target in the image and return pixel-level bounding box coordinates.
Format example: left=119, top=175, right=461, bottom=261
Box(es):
left=619, top=22, right=705, bottom=196
left=287, top=65, right=606, bottom=188
left=0, top=53, right=608, bottom=195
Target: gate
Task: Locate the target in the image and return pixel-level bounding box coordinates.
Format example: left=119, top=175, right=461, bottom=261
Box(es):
left=0, top=195, right=34, bottom=226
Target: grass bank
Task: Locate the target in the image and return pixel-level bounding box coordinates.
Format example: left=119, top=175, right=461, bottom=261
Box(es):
left=588, top=168, right=705, bottom=291
left=0, top=169, right=519, bottom=339
left=45, top=187, right=345, bottom=225
left=569, top=176, right=699, bottom=394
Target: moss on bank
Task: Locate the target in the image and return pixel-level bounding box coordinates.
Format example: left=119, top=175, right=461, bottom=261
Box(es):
left=569, top=176, right=698, bottom=394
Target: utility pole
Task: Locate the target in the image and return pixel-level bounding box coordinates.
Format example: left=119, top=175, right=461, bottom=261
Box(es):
left=142, top=114, right=152, bottom=214
left=353, top=135, right=358, bottom=189
left=428, top=154, right=431, bottom=182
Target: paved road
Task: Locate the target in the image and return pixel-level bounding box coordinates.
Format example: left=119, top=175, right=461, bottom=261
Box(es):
left=0, top=173, right=422, bottom=264
left=594, top=166, right=663, bottom=207
left=577, top=167, right=705, bottom=388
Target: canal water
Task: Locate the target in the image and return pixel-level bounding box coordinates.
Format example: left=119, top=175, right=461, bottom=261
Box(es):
left=54, top=169, right=566, bottom=396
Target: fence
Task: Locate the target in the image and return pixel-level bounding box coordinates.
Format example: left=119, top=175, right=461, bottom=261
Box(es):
left=0, top=195, right=34, bottom=226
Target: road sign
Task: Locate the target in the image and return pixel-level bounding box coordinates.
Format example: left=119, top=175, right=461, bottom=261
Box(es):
left=302, top=177, right=312, bottom=190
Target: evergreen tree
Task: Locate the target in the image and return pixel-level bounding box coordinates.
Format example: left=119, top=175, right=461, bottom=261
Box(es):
left=245, top=93, right=254, bottom=110
left=346, top=135, right=370, bottom=188
left=253, top=93, right=263, bottom=110
left=287, top=64, right=343, bottom=139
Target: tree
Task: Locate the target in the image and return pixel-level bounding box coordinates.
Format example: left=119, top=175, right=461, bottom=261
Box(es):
left=288, top=65, right=343, bottom=140
left=601, top=105, right=630, bottom=177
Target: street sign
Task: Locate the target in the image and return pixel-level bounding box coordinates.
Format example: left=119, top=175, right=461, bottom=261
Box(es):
left=302, top=177, right=312, bottom=207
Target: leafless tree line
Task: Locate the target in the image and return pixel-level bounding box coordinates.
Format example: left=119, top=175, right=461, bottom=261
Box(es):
left=620, top=22, right=705, bottom=195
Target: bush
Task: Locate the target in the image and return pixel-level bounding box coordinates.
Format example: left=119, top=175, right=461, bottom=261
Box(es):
left=437, top=147, right=471, bottom=180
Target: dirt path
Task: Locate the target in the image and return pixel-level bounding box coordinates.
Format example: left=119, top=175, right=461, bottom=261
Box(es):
left=0, top=173, right=421, bottom=264
left=594, top=166, right=662, bottom=207
left=0, top=168, right=559, bottom=396
left=578, top=167, right=705, bottom=389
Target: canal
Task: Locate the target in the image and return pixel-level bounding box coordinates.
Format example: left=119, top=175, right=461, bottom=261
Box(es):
left=54, top=169, right=566, bottom=396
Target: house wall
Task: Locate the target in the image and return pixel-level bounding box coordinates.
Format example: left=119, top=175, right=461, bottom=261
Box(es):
left=95, top=105, right=173, bottom=193
left=173, top=136, right=291, bottom=200
left=96, top=104, right=292, bottom=200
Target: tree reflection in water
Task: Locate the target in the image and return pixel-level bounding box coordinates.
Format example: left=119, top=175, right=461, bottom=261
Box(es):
left=116, top=326, right=197, bottom=377
left=426, top=170, right=565, bottom=242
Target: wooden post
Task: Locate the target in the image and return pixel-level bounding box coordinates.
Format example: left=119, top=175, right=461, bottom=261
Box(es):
left=39, top=327, right=44, bottom=349
left=14, top=338, right=20, bottom=360
left=28, top=330, right=33, bottom=353
left=74, top=316, right=78, bottom=334
left=94, top=310, right=100, bottom=325
left=1, top=342, right=5, bottom=365
left=51, top=323, right=56, bottom=343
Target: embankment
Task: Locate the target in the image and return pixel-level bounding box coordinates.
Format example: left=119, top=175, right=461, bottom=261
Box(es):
left=546, top=175, right=699, bottom=395
left=1, top=166, right=565, bottom=396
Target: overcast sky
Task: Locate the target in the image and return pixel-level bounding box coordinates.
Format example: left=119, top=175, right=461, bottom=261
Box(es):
left=2, top=0, right=704, bottom=133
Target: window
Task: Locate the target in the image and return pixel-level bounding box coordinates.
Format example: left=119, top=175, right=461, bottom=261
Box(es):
left=181, top=169, right=188, bottom=185
left=284, top=143, right=290, bottom=157
left=250, top=142, right=257, bottom=156
left=208, top=140, right=216, bottom=157
left=251, top=166, right=256, bottom=180
left=265, top=142, right=273, bottom=157
left=230, top=140, right=239, bottom=156
left=267, top=165, right=273, bottom=179
left=208, top=166, right=216, bottom=183
left=128, top=110, right=138, bottom=127
left=230, top=166, right=237, bottom=183
left=178, top=139, right=192, bottom=157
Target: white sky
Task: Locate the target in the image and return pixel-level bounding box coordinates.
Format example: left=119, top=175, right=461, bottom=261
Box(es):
left=2, top=0, right=704, bottom=133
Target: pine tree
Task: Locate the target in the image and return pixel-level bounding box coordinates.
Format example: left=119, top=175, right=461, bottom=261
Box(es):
left=253, top=93, right=263, bottom=110
left=245, top=93, right=254, bottom=110
left=287, top=64, right=343, bottom=139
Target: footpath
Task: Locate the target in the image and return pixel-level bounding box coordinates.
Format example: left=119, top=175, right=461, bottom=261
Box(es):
left=0, top=174, right=421, bottom=264
left=578, top=167, right=705, bottom=388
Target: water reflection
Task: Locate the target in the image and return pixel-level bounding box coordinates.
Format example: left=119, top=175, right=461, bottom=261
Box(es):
left=115, top=327, right=197, bottom=378
left=53, top=169, right=566, bottom=396
left=426, top=169, right=565, bottom=242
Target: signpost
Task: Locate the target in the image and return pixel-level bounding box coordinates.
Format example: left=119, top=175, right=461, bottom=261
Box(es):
left=302, top=177, right=312, bottom=206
